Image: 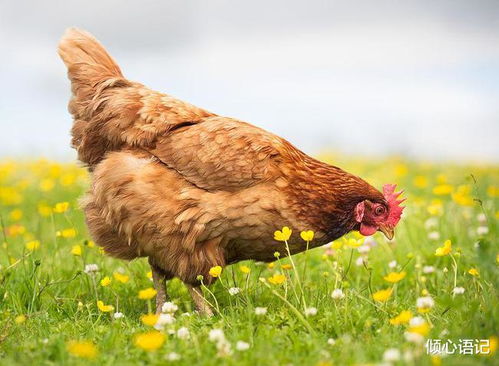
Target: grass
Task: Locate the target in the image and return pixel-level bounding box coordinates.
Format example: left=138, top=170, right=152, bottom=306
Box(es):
left=0, top=155, right=497, bottom=365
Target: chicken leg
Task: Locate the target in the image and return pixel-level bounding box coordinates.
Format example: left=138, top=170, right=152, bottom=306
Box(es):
left=149, top=260, right=169, bottom=314
left=188, top=285, right=214, bottom=316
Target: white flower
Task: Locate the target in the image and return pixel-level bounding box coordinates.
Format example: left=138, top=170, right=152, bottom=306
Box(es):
left=357, top=245, right=370, bottom=254
left=424, top=217, right=438, bottom=229
left=355, top=257, right=366, bottom=266
left=113, top=312, right=124, bottom=319
left=216, top=339, right=232, bottom=357
left=416, top=296, right=434, bottom=310
left=166, top=352, right=181, bottom=361
left=477, top=213, right=487, bottom=223
left=154, top=313, right=175, bottom=329
left=176, top=327, right=190, bottom=339
left=235, top=341, right=250, bottom=351
left=404, top=331, right=424, bottom=344
left=403, top=350, right=414, bottom=362
left=422, top=266, right=435, bottom=274
left=331, top=289, right=345, bottom=300
left=452, top=287, right=465, bottom=295
left=161, top=301, right=178, bottom=314
left=383, top=348, right=401, bottom=362
left=228, top=287, right=241, bottom=296
left=364, top=236, right=378, bottom=248
left=439, top=329, right=449, bottom=338
left=42, top=338, right=49, bottom=344
left=388, top=260, right=397, bottom=269
left=208, top=328, right=226, bottom=343
left=304, top=307, right=317, bottom=316
left=327, top=338, right=336, bottom=346
left=428, top=231, right=440, bottom=240
left=443, top=267, right=449, bottom=273
left=83, top=264, right=99, bottom=274
left=409, top=316, right=425, bottom=327
left=254, top=307, right=267, bottom=315
left=477, top=226, right=489, bottom=236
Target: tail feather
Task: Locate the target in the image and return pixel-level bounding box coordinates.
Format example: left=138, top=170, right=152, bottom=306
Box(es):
left=58, top=28, right=213, bottom=169
left=58, top=28, right=123, bottom=97
left=58, top=28, right=132, bottom=166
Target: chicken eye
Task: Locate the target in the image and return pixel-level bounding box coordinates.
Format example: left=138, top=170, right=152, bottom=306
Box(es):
left=375, top=206, right=386, bottom=216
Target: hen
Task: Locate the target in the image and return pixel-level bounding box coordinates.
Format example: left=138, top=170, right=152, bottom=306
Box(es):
left=58, top=29, right=404, bottom=315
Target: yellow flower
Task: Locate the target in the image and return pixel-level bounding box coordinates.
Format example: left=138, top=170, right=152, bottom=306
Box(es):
left=146, top=271, right=152, bottom=279
left=345, top=237, right=363, bottom=248
left=267, top=262, right=275, bottom=269
left=140, top=313, right=159, bottom=327
left=60, top=174, right=76, bottom=186
left=9, top=209, right=23, bottom=221
left=331, top=240, right=343, bottom=250
left=372, top=288, right=393, bottom=302
left=274, top=226, right=292, bottom=241
left=239, top=265, right=251, bottom=274
left=435, top=240, right=452, bottom=256
left=413, top=176, right=428, bottom=188
left=389, top=310, right=412, bottom=325
left=281, top=264, right=292, bottom=270
left=53, top=202, right=69, bottom=213
left=487, top=186, right=499, bottom=198
left=71, top=245, right=82, bottom=256
left=208, top=265, right=222, bottom=278
left=134, top=331, right=165, bottom=351
left=468, top=268, right=479, bottom=277
left=113, top=272, right=129, bottom=283
left=15, top=314, right=26, bottom=324
left=480, top=336, right=497, bottom=356
left=38, top=203, right=52, bottom=217
left=39, top=179, right=55, bottom=192
left=300, top=230, right=314, bottom=242
left=433, top=184, right=453, bottom=195
left=87, top=240, right=95, bottom=248
left=138, top=287, right=157, bottom=300
left=431, top=355, right=442, bottom=366
left=100, top=276, right=112, bottom=287
left=383, top=271, right=407, bottom=283
left=268, top=273, right=286, bottom=285
left=67, top=340, right=98, bottom=359
left=408, top=321, right=430, bottom=336
left=25, top=240, right=40, bottom=251
left=427, top=200, right=443, bottom=216
left=57, top=228, right=77, bottom=238
left=451, top=185, right=474, bottom=206
left=97, top=300, right=114, bottom=312
left=394, top=163, right=408, bottom=177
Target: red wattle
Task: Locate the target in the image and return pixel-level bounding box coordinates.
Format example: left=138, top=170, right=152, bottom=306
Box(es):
left=360, top=223, right=378, bottom=236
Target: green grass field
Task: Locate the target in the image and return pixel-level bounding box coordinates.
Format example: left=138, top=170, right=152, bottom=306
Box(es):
left=0, top=156, right=497, bottom=365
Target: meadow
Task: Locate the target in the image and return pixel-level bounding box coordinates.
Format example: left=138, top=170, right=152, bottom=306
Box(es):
left=0, top=155, right=497, bottom=365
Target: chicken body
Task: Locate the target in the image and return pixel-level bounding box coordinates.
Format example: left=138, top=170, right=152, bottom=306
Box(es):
left=59, top=29, right=399, bottom=314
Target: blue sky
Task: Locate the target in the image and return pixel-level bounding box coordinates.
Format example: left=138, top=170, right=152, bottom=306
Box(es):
left=1, top=0, right=498, bottom=162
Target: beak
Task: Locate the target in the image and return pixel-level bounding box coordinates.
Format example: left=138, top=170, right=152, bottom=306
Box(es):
left=379, top=225, right=394, bottom=240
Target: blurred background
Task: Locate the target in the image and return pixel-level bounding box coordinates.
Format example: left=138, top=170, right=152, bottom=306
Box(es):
left=1, top=0, right=498, bottom=162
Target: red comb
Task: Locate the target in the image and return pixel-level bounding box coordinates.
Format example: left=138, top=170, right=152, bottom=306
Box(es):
left=383, top=184, right=405, bottom=227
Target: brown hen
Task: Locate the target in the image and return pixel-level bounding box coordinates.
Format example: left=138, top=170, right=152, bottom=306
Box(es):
left=58, top=28, right=404, bottom=315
